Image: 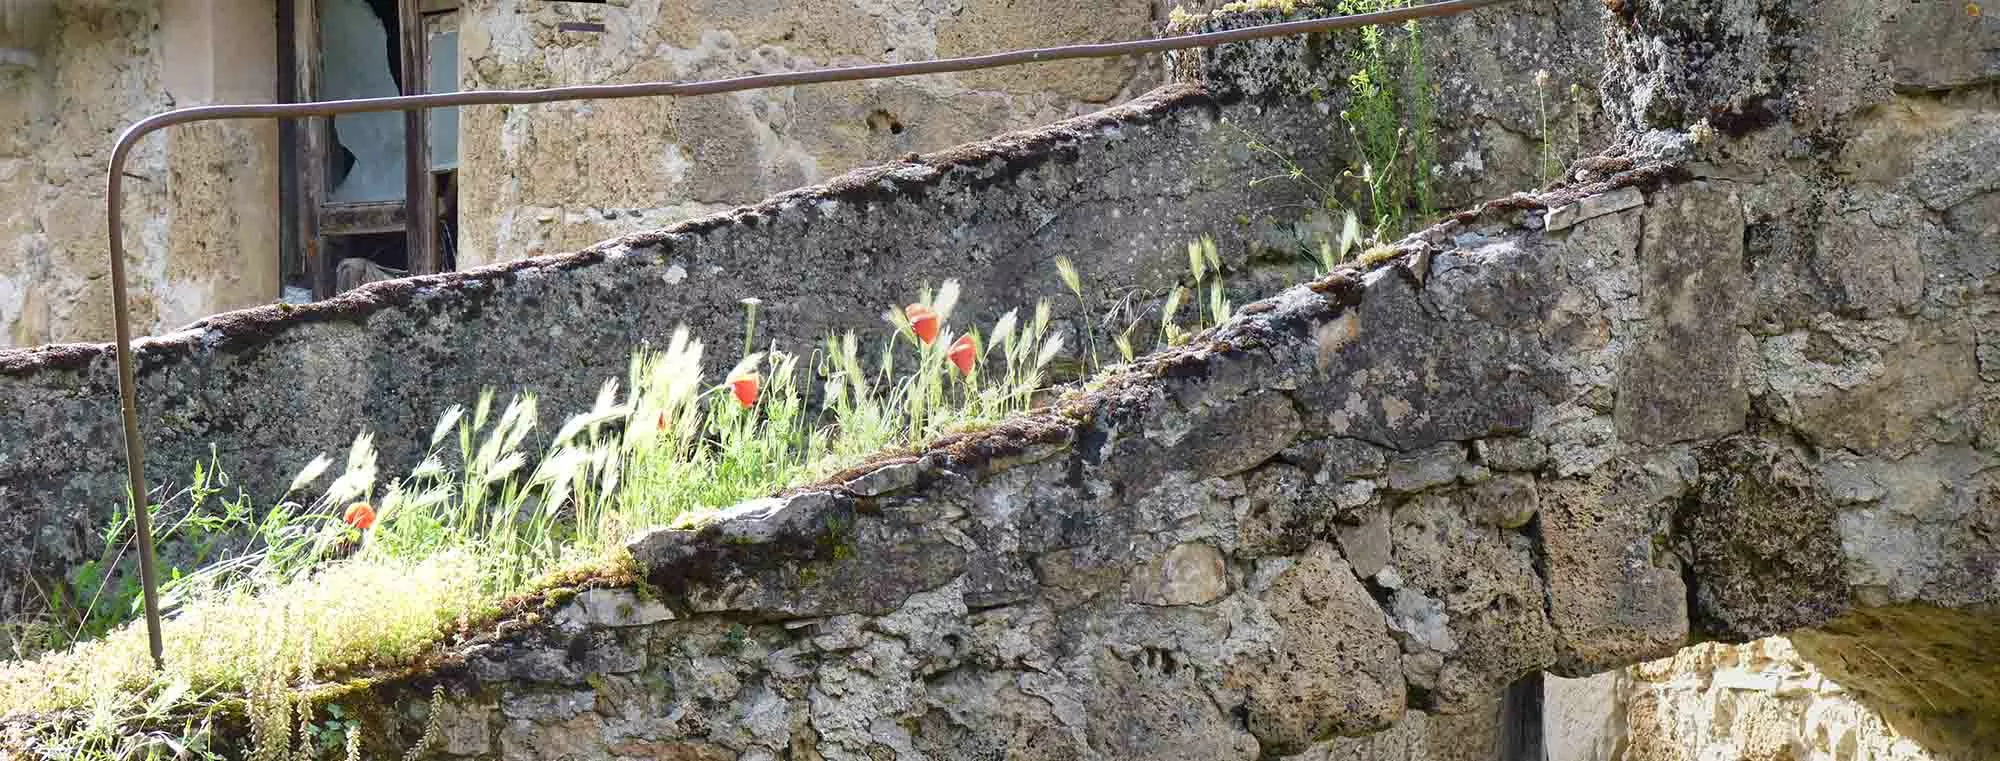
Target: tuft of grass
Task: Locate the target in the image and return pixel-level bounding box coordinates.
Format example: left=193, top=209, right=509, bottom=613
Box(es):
left=1235, top=1, right=1438, bottom=243
left=1, top=278, right=1070, bottom=758
left=1229, top=1, right=1430, bottom=274
left=1357, top=244, right=1402, bottom=266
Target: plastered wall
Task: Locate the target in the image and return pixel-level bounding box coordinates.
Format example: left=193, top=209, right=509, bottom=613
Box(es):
left=0, top=0, right=278, bottom=350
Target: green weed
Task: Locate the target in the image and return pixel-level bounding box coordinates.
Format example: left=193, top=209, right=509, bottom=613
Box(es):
left=0, top=279, right=1066, bottom=758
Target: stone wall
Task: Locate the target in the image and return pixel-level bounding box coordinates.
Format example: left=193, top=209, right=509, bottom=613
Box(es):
left=295, top=2, right=2000, bottom=754
left=5, top=0, right=1998, bottom=755
left=451, top=0, right=1173, bottom=266
left=0, top=1, right=1600, bottom=651
left=1621, top=639, right=1939, bottom=761
left=256, top=150, right=1993, bottom=759
left=3, top=0, right=1607, bottom=356
left=449, top=0, right=1606, bottom=266
left=0, top=0, right=278, bottom=350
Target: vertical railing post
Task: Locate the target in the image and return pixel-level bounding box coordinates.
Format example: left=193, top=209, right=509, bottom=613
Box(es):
left=104, top=147, right=167, bottom=670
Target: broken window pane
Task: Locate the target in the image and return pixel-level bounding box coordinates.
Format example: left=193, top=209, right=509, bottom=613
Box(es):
left=320, top=0, right=406, bottom=203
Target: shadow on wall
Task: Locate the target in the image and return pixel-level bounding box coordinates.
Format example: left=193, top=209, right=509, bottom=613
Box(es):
left=1792, top=607, right=2000, bottom=754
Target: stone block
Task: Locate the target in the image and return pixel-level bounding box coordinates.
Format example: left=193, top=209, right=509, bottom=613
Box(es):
left=1233, top=543, right=1403, bottom=754
left=1544, top=187, right=1645, bottom=233
left=1127, top=542, right=1228, bottom=606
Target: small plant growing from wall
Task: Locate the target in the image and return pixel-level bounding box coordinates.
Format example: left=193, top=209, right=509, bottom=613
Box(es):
left=0, top=279, right=1079, bottom=760
left=1227, top=0, right=1439, bottom=263
left=1335, top=0, right=1438, bottom=238
left=1534, top=70, right=1597, bottom=187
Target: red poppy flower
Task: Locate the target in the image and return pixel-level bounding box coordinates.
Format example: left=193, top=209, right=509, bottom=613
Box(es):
left=948, top=335, right=977, bottom=375
left=731, top=372, right=761, bottom=408
left=656, top=410, right=669, bottom=433
left=905, top=304, right=940, bottom=345
left=343, top=502, right=377, bottom=531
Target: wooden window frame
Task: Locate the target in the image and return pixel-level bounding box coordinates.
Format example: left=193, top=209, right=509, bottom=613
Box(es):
left=283, top=0, right=454, bottom=298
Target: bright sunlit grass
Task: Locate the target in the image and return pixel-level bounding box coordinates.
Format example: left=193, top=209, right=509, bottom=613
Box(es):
left=2, top=231, right=1310, bottom=758
left=0, top=279, right=1080, bottom=759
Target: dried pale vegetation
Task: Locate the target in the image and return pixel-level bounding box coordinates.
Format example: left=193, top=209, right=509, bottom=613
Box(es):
left=2, top=2, right=1446, bottom=755
left=0, top=243, right=1290, bottom=758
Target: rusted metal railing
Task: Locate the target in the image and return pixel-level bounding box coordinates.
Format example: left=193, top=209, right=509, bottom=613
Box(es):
left=103, top=0, right=1515, bottom=668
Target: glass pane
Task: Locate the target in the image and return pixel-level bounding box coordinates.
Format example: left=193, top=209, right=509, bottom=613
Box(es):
left=319, top=0, right=407, bottom=202
left=428, top=29, right=459, bottom=171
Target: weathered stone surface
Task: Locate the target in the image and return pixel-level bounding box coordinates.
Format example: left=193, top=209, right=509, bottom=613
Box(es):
left=1382, top=443, right=1469, bottom=493
left=1386, top=491, right=1554, bottom=711
left=1234, top=462, right=1327, bottom=557
left=0, top=0, right=1619, bottom=645
left=841, top=461, right=921, bottom=497
left=1885, top=2, right=2000, bottom=92
left=432, top=700, right=497, bottom=756
left=10, top=0, right=2000, bottom=757
left=1232, top=543, right=1403, bottom=754
left=934, top=0, right=1154, bottom=103
left=1822, top=446, right=2000, bottom=610
left=1680, top=437, right=1852, bottom=640
left=1156, top=390, right=1304, bottom=480
left=1759, top=315, right=1981, bottom=458
left=500, top=688, right=597, bottom=721
left=554, top=588, right=675, bottom=629
left=1126, top=542, right=1228, bottom=606
left=1794, top=606, right=2000, bottom=755
left=1545, top=187, right=1645, bottom=232
left=1293, top=261, right=1560, bottom=450
left=452, top=0, right=1150, bottom=266
left=1600, top=637, right=1953, bottom=761
left=1613, top=182, right=1749, bottom=446
left=0, top=1, right=278, bottom=353
left=1542, top=672, right=1625, bottom=761
left=1541, top=455, right=1691, bottom=675
left=1, top=86, right=1344, bottom=623
left=1473, top=436, right=1548, bottom=472
left=1174, top=0, right=1614, bottom=206
left=1463, top=473, right=1540, bottom=529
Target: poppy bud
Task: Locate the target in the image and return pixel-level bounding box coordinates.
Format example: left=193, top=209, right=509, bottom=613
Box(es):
left=731, top=372, right=762, bottom=408
left=948, top=335, right=977, bottom=375
left=905, top=304, right=940, bottom=345
left=343, top=502, right=377, bottom=531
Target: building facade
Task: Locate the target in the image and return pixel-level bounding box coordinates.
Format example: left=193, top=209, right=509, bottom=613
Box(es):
left=0, top=0, right=1168, bottom=348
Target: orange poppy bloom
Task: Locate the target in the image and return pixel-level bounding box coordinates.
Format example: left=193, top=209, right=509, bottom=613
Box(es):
left=343, top=502, right=377, bottom=531
left=905, top=304, right=940, bottom=345
left=731, top=372, right=762, bottom=408
left=948, top=335, right=977, bottom=375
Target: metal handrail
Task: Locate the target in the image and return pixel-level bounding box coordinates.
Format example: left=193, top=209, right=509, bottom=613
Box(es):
left=101, top=0, right=1515, bottom=667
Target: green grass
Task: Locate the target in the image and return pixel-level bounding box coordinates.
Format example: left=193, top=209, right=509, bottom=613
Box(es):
left=1335, top=0, right=1437, bottom=238
left=3, top=229, right=1268, bottom=759
left=0, top=279, right=1069, bottom=759
left=1226, top=0, right=1432, bottom=270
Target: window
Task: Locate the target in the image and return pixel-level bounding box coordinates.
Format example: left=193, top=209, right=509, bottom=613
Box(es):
left=280, top=0, right=458, bottom=298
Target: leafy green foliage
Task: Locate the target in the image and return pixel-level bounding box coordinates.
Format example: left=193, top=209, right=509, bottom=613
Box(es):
left=17, top=452, right=263, bottom=657
left=1236, top=1, right=1434, bottom=271
left=1336, top=0, right=1437, bottom=238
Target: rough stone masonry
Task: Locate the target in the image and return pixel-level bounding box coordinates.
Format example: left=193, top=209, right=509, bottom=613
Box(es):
left=4, top=0, right=2000, bottom=758
left=316, top=1, right=1997, bottom=758
left=0, top=0, right=1607, bottom=646
left=337, top=151, right=1998, bottom=759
